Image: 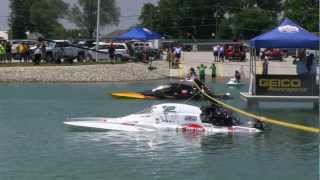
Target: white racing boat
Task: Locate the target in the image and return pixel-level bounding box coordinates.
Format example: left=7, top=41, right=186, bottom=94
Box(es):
left=226, top=78, right=244, bottom=86
left=64, top=103, right=261, bottom=134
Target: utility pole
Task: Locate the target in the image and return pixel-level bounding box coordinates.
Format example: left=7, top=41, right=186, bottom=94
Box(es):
left=215, top=6, right=218, bottom=39
left=95, top=0, right=101, bottom=62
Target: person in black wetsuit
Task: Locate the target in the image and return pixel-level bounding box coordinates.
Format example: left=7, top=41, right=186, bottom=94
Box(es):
left=235, top=70, right=241, bottom=83
left=200, top=103, right=237, bottom=127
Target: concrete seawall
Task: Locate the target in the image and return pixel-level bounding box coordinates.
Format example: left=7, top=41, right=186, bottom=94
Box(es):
left=0, top=61, right=169, bottom=83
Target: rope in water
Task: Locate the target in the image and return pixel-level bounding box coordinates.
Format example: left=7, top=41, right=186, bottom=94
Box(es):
left=193, top=80, right=320, bottom=134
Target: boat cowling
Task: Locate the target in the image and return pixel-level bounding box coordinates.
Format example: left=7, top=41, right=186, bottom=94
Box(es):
left=150, top=103, right=202, bottom=125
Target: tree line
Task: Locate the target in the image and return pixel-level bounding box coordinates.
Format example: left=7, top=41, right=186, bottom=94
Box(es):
left=9, top=0, right=319, bottom=40
left=139, top=0, right=319, bottom=40
left=9, top=0, right=120, bottom=39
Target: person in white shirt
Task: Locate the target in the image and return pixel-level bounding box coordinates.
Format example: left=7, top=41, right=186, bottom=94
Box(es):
left=213, top=45, right=219, bottom=61
left=218, top=45, right=224, bottom=62
left=173, top=45, right=182, bottom=68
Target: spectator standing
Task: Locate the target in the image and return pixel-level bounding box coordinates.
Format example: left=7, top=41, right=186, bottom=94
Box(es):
left=306, top=53, right=314, bottom=73
left=226, top=46, right=233, bottom=61
left=262, top=58, right=269, bottom=75
left=166, top=48, right=173, bottom=68
left=33, top=44, right=42, bottom=65
left=210, top=63, right=217, bottom=79
left=197, top=64, right=207, bottom=82
left=17, top=42, right=28, bottom=63
left=109, top=42, right=115, bottom=64
left=16, top=43, right=23, bottom=62
left=40, top=42, right=46, bottom=61
left=173, top=45, right=182, bottom=67
left=143, top=44, right=150, bottom=64
left=293, top=52, right=308, bottom=75
left=213, top=45, right=219, bottom=61
left=0, top=42, right=5, bottom=62
left=260, top=48, right=266, bottom=60
left=218, top=45, right=224, bottom=62
left=5, top=41, right=12, bottom=63
left=22, top=42, right=29, bottom=63
left=173, top=44, right=182, bottom=68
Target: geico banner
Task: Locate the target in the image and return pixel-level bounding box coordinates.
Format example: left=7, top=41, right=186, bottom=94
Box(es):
left=256, top=75, right=318, bottom=96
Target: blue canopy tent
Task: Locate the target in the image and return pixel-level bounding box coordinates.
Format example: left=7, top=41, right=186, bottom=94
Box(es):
left=115, top=27, right=161, bottom=65
left=250, top=18, right=320, bottom=49
left=247, top=18, right=320, bottom=96
left=116, top=27, right=161, bottom=40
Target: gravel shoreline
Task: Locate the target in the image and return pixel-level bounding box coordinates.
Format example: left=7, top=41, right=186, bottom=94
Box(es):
left=0, top=61, right=170, bottom=83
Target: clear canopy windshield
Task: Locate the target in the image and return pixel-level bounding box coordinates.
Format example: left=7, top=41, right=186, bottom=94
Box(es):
left=152, top=85, right=171, bottom=92
left=136, top=107, right=153, bottom=114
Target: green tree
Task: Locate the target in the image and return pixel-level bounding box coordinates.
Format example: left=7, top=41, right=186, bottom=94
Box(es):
left=156, top=0, right=179, bottom=37
left=29, top=0, right=68, bottom=38
left=138, top=0, right=282, bottom=39
left=232, top=8, right=276, bottom=39
left=217, top=19, right=233, bottom=40
left=139, top=3, right=159, bottom=30
left=284, top=0, right=319, bottom=32
left=9, top=0, right=32, bottom=39
left=256, top=0, right=282, bottom=12
left=140, top=0, right=234, bottom=39
left=68, top=0, right=120, bottom=38
left=9, top=0, right=68, bottom=39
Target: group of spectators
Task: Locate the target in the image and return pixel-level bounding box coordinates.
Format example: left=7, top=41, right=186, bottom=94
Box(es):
left=293, top=49, right=316, bottom=75
left=0, top=40, right=47, bottom=65
left=0, top=40, right=31, bottom=63
left=212, top=44, right=224, bottom=62
left=261, top=48, right=316, bottom=75
left=166, top=44, right=183, bottom=69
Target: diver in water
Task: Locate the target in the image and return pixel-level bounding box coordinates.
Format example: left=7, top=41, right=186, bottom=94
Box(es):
left=235, top=70, right=241, bottom=83
left=252, top=119, right=265, bottom=131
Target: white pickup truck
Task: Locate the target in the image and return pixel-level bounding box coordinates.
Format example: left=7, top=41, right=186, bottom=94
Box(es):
left=45, top=40, right=86, bottom=63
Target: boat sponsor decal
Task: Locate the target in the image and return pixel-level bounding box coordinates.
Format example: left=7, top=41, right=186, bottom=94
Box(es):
left=160, top=116, right=175, bottom=123
left=162, top=106, right=176, bottom=113
left=256, top=74, right=318, bottom=96
left=182, top=123, right=205, bottom=132
left=184, top=115, right=197, bottom=122
left=181, top=89, right=188, bottom=94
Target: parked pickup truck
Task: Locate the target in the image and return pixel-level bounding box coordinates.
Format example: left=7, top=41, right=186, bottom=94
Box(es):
left=45, top=40, right=86, bottom=63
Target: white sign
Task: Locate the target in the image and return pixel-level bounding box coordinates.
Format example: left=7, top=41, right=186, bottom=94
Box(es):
left=278, top=25, right=299, bottom=33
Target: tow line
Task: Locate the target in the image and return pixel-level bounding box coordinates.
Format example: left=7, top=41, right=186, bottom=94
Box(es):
left=193, top=80, right=320, bottom=134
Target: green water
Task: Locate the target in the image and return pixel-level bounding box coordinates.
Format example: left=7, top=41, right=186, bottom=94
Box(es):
left=0, top=79, right=318, bottom=180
